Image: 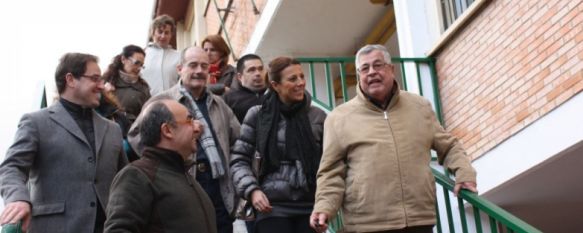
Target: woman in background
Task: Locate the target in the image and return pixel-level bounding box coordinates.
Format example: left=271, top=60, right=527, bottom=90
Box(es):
left=100, top=44, right=150, bottom=161
left=202, top=34, right=237, bottom=95
left=102, top=44, right=150, bottom=124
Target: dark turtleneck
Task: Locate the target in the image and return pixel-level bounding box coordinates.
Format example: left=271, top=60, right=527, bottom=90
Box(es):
left=59, top=98, right=103, bottom=233
left=60, top=98, right=96, bottom=155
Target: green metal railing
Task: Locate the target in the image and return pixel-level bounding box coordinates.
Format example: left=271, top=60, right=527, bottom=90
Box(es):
left=297, top=57, right=542, bottom=233
left=433, top=168, right=542, bottom=233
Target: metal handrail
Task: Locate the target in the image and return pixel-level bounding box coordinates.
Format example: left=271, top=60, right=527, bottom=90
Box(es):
left=432, top=169, right=543, bottom=233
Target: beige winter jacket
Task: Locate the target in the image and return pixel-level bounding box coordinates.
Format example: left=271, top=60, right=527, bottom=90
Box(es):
left=313, top=84, right=476, bottom=232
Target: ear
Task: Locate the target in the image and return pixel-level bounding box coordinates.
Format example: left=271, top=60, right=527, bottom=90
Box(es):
left=388, top=63, right=396, bottom=73
left=160, top=123, right=174, bottom=140
left=177, top=64, right=183, bottom=73
left=270, top=80, right=279, bottom=92
left=65, top=73, right=77, bottom=89
left=236, top=73, right=243, bottom=82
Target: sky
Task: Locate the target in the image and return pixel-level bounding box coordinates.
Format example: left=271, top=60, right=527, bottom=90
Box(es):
left=0, top=0, right=154, bottom=211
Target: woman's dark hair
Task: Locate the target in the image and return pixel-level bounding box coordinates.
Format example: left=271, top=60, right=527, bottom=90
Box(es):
left=267, top=56, right=301, bottom=90
left=202, top=34, right=231, bottom=65
left=102, top=45, right=145, bottom=84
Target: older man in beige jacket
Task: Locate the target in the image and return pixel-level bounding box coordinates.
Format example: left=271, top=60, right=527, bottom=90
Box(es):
left=310, top=45, right=477, bottom=233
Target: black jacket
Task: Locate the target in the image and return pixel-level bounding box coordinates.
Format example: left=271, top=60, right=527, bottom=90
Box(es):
left=229, top=100, right=327, bottom=203
left=223, top=85, right=266, bottom=123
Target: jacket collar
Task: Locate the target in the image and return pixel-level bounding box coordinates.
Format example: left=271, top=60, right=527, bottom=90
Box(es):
left=142, top=146, right=189, bottom=172
left=146, top=41, right=173, bottom=50
left=49, top=100, right=108, bottom=155
left=168, top=82, right=216, bottom=107
left=238, top=84, right=267, bottom=95
left=355, top=80, right=400, bottom=111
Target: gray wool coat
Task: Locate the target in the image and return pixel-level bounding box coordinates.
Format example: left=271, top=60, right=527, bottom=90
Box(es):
left=0, top=101, right=128, bottom=233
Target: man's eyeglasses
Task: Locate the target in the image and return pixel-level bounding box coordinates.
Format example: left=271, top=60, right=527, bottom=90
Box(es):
left=80, top=75, right=105, bottom=83
left=357, top=62, right=390, bottom=74
left=128, top=57, right=144, bottom=68
left=174, top=115, right=195, bottom=126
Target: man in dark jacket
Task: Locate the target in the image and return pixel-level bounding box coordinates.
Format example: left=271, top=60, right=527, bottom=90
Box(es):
left=223, top=53, right=267, bottom=233
left=223, top=54, right=268, bottom=123
left=104, top=96, right=217, bottom=233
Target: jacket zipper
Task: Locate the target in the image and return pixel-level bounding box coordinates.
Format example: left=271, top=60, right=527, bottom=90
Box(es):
left=384, top=110, right=408, bottom=224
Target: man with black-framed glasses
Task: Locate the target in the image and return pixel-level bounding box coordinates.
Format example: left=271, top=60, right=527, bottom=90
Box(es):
left=0, top=52, right=128, bottom=233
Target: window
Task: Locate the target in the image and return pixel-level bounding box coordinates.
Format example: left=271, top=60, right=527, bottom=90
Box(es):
left=440, top=0, right=476, bottom=30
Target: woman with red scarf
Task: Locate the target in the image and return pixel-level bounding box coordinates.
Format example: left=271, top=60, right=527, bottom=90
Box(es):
left=202, top=34, right=237, bottom=95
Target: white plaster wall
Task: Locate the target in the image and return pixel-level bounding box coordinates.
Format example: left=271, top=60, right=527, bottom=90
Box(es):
left=393, top=0, right=442, bottom=108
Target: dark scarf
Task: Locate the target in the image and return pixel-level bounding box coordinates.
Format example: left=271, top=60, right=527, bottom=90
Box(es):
left=256, top=91, right=321, bottom=191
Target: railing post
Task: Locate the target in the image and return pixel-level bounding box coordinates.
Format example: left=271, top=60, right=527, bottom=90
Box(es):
left=415, top=62, right=424, bottom=96
left=339, top=61, right=349, bottom=102
left=435, top=201, right=443, bottom=233
left=428, top=58, right=444, bottom=125
left=309, top=62, right=317, bottom=99
left=457, top=197, right=469, bottom=233
left=473, top=206, right=483, bottom=233
left=324, top=62, right=334, bottom=109
left=442, top=186, right=456, bottom=233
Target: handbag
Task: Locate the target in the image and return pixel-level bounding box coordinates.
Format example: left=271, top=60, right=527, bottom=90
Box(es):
left=235, top=151, right=262, bottom=221
left=236, top=199, right=255, bottom=221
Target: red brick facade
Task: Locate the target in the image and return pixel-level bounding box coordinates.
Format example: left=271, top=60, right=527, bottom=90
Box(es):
left=205, top=0, right=267, bottom=63
left=436, top=1, right=583, bottom=159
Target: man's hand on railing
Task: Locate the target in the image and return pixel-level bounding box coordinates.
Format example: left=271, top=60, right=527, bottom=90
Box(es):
left=310, top=212, right=329, bottom=233
left=454, top=181, right=478, bottom=197
left=0, top=201, right=31, bottom=232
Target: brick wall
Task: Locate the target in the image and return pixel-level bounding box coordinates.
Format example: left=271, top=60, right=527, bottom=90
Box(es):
left=436, top=0, right=583, bottom=159
left=205, top=0, right=267, bottom=63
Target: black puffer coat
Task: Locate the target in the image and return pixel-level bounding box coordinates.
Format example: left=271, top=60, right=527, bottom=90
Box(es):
left=229, top=100, right=326, bottom=204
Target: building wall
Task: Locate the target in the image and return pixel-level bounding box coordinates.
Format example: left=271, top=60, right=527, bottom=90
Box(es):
left=205, top=0, right=267, bottom=63
left=436, top=0, right=583, bottom=159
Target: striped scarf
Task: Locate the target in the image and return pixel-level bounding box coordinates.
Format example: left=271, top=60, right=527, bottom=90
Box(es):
left=179, top=86, right=225, bottom=178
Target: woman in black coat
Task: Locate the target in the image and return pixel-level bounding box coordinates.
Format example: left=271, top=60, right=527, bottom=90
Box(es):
left=230, top=57, right=326, bottom=233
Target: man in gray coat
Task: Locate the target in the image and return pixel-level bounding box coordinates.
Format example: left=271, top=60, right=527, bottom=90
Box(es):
left=0, top=53, right=128, bottom=233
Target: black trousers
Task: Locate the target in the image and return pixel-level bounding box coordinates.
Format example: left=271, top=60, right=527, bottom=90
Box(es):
left=196, top=164, right=234, bottom=233
left=256, top=215, right=315, bottom=233
left=374, top=225, right=434, bottom=233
